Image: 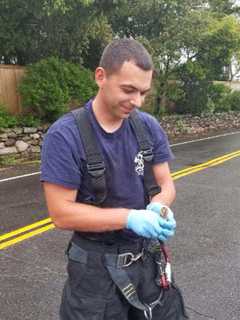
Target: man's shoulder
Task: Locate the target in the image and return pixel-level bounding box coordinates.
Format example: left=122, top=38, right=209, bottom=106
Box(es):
left=47, top=101, right=92, bottom=136
left=42, top=111, right=82, bottom=153
left=47, top=112, right=78, bottom=139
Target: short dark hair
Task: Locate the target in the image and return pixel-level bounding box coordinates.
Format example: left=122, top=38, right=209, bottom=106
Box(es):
left=99, top=38, right=153, bottom=74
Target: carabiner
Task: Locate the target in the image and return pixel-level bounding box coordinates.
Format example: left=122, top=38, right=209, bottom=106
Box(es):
left=144, top=304, right=153, bottom=320
left=143, top=290, right=164, bottom=319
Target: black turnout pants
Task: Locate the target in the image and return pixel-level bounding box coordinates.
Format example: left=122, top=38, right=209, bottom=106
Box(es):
left=60, top=237, right=188, bottom=320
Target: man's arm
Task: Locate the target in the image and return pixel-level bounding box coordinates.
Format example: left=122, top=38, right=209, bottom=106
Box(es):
left=43, top=182, right=129, bottom=232
left=43, top=177, right=175, bottom=240
left=150, top=162, right=176, bottom=207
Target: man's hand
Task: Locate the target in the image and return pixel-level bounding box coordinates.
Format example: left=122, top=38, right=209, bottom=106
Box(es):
left=126, top=209, right=175, bottom=241
left=146, top=202, right=176, bottom=233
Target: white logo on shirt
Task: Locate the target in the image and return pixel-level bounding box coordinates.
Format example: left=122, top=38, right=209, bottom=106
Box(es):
left=134, top=152, right=144, bottom=176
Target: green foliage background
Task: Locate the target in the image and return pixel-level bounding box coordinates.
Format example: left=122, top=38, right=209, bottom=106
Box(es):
left=19, top=57, right=97, bottom=123
left=1, top=0, right=240, bottom=121
left=0, top=103, right=41, bottom=128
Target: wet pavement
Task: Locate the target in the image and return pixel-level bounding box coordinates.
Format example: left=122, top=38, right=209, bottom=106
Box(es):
left=0, top=168, right=46, bottom=235
left=0, top=131, right=240, bottom=320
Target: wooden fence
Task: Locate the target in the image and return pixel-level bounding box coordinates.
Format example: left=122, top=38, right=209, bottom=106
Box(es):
left=0, top=65, right=25, bottom=114
left=1, top=65, right=240, bottom=116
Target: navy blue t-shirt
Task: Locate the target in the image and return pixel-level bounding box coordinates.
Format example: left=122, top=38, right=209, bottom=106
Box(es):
left=41, top=100, right=173, bottom=210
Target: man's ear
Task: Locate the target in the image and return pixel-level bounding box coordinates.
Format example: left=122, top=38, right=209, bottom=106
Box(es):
left=95, top=67, right=107, bottom=88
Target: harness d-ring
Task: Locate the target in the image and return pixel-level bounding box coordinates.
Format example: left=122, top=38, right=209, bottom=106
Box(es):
left=143, top=289, right=164, bottom=320
left=144, top=304, right=153, bottom=320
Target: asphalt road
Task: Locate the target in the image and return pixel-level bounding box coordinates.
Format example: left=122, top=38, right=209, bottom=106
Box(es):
left=0, top=131, right=240, bottom=320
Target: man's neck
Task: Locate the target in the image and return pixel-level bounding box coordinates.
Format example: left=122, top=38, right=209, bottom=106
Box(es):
left=92, top=96, right=123, bottom=133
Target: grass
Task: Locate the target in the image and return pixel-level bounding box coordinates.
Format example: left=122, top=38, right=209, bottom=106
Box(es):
left=0, top=155, right=19, bottom=167
left=0, top=154, right=40, bottom=168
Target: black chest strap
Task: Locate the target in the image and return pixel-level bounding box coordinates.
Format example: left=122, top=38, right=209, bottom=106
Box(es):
left=129, top=110, right=161, bottom=199
left=71, top=107, right=107, bottom=205
left=71, top=107, right=161, bottom=206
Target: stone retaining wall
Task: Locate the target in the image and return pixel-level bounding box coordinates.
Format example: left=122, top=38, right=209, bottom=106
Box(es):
left=0, top=112, right=240, bottom=158
left=161, top=111, right=240, bottom=138
left=0, top=125, right=49, bottom=157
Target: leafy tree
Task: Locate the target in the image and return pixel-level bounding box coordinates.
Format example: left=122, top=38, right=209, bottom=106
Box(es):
left=208, top=0, right=240, bottom=15
left=195, top=15, right=240, bottom=80
left=2, top=0, right=240, bottom=115
left=0, top=0, right=112, bottom=66
left=175, top=13, right=240, bottom=114
left=109, top=1, right=207, bottom=113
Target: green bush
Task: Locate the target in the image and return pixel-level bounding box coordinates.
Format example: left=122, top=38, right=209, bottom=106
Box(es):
left=207, top=83, right=232, bottom=113
left=166, top=82, right=185, bottom=104
left=223, top=90, right=240, bottom=111
left=208, top=84, right=240, bottom=112
left=19, top=57, right=97, bottom=123
left=144, top=80, right=185, bottom=116
left=0, top=104, right=41, bottom=129
left=176, top=80, right=210, bottom=114
left=17, top=114, right=41, bottom=127
left=0, top=104, right=18, bottom=128
left=176, top=61, right=210, bottom=114
left=64, top=63, right=98, bottom=104
left=164, top=82, right=185, bottom=114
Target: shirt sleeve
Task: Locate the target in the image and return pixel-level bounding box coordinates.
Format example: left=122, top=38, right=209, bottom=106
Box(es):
left=40, top=130, right=83, bottom=189
left=141, top=113, right=174, bottom=164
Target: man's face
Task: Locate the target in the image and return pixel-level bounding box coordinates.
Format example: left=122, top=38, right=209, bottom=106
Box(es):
left=95, top=61, right=153, bottom=120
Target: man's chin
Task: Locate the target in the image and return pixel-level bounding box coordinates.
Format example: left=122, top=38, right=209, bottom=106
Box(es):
left=119, top=112, right=131, bottom=119
left=119, top=108, right=136, bottom=118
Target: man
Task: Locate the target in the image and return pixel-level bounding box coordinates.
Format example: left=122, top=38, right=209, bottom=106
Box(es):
left=41, top=39, right=187, bottom=319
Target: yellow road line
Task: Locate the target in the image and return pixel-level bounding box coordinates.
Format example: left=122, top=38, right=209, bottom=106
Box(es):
left=0, top=224, right=55, bottom=250
left=0, top=149, right=240, bottom=250
left=173, top=151, right=240, bottom=180
left=0, top=218, right=52, bottom=242
left=171, top=149, right=240, bottom=177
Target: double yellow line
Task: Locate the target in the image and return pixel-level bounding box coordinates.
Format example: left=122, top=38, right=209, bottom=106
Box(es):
left=0, top=149, right=240, bottom=250
left=0, top=218, right=55, bottom=250
left=172, top=149, right=240, bottom=180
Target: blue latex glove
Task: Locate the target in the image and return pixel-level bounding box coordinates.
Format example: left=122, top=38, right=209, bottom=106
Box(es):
left=127, top=209, right=175, bottom=241
left=146, top=202, right=176, bottom=231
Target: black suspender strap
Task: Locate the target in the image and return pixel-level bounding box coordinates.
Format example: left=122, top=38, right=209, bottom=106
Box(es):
left=71, top=107, right=160, bottom=205
left=71, top=107, right=107, bottom=205
left=129, top=111, right=161, bottom=199
left=104, top=255, right=149, bottom=312
left=104, top=252, right=164, bottom=320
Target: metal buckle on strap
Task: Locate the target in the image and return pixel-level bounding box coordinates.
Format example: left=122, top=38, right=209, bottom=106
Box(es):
left=87, top=162, right=105, bottom=177
left=142, top=148, right=153, bottom=162
left=117, top=249, right=144, bottom=268
left=143, top=290, right=164, bottom=320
